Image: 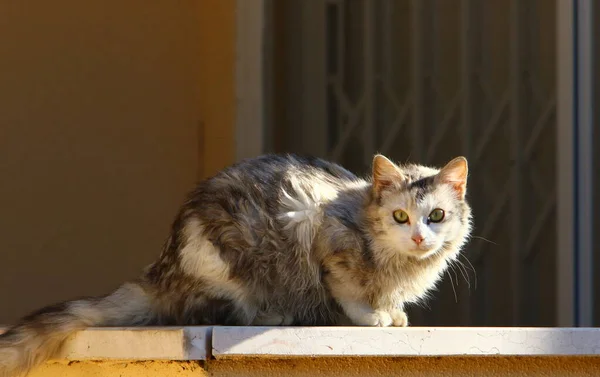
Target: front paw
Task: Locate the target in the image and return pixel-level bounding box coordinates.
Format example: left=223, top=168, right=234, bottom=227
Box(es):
left=356, top=310, right=393, bottom=327
left=389, top=308, right=408, bottom=327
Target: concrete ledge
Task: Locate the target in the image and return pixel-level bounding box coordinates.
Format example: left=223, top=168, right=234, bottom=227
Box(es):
left=3, top=326, right=600, bottom=361
left=58, top=326, right=211, bottom=360
left=212, top=327, right=600, bottom=358
left=0, top=326, right=211, bottom=360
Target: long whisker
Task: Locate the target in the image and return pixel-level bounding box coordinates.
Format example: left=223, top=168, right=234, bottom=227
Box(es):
left=415, top=298, right=432, bottom=310
left=459, top=254, right=478, bottom=290
left=450, top=264, right=459, bottom=286
left=446, top=270, right=458, bottom=303
left=459, top=254, right=476, bottom=273
left=471, top=235, right=498, bottom=245
left=453, top=260, right=471, bottom=290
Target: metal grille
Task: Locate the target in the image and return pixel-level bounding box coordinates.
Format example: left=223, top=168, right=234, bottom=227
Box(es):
left=273, top=0, right=557, bottom=326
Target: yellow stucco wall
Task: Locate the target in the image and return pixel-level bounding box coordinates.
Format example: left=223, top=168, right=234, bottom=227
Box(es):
left=28, top=357, right=600, bottom=377
left=0, top=1, right=237, bottom=324
left=197, top=0, right=236, bottom=179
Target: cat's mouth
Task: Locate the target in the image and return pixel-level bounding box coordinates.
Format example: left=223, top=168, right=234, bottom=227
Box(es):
left=406, top=246, right=438, bottom=259
left=410, top=244, right=433, bottom=252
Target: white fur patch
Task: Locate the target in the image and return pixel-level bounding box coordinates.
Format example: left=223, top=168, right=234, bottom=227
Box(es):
left=278, top=176, right=339, bottom=250
left=179, top=218, right=248, bottom=303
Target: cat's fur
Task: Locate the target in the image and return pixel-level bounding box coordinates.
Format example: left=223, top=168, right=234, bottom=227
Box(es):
left=0, top=153, right=472, bottom=376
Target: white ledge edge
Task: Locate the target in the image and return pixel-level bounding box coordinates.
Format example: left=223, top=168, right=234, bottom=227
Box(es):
left=2, top=326, right=600, bottom=360
left=212, top=327, right=600, bottom=358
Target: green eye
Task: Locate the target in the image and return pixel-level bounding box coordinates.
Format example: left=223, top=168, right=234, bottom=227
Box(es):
left=393, top=209, right=409, bottom=224
left=428, top=208, right=445, bottom=223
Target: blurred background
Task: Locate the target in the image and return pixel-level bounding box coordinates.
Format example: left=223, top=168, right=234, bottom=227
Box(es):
left=0, top=0, right=596, bottom=328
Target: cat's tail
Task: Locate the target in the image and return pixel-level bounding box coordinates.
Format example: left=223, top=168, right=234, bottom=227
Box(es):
left=0, top=281, right=155, bottom=377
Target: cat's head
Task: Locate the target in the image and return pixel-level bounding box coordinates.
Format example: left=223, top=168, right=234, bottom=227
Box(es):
left=366, top=155, right=472, bottom=260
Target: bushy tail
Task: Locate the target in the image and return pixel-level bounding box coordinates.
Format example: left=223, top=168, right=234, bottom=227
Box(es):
left=0, top=281, right=154, bottom=377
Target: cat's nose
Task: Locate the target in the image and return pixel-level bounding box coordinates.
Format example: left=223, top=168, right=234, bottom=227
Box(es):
left=411, top=235, right=424, bottom=245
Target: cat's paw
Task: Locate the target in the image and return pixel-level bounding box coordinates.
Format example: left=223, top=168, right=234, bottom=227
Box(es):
left=357, top=310, right=393, bottom=327
left=389, top=308, right=408, bottom=327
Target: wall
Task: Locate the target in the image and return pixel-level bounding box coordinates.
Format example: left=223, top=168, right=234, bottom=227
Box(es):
left=0, top=0, right=236, bottom=323
left=27, top=357, right=600, bottom=377
left=197, top=0, right=236, bottom=178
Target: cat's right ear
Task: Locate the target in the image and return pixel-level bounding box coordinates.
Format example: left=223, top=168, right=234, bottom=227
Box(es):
left=372, top=154, right=405, bottom=194
left=436, top=156, right=468, bottom=200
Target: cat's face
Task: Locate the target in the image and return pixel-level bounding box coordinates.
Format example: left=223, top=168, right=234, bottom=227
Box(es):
left=367, top=155, right=472, bottom=260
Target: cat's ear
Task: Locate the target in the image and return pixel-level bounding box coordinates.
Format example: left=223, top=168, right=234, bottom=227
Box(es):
left=436, top=156, right=468, bottom=199
left=372, top=154, right=405, bottom=193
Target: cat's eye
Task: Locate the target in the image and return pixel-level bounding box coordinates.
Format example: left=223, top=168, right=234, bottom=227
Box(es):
left=393, top=209, right=409, bottom=224
left=428, top=208, right=445, bottom=223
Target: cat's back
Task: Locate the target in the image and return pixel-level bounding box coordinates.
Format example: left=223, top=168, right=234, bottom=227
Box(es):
left=191, top=154, right=358, bottom=209
left=178, top=154, right=360, bottom=247
left=223, top=154, right=358, bottom=187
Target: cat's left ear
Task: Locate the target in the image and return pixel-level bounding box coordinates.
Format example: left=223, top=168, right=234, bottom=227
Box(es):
left=372, top=154, right=405, bottom=194
left=436, top=156, right=468, bottom=200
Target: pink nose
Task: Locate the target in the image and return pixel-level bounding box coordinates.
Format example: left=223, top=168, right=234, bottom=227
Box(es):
left=412, top=235, right=424, bottom=245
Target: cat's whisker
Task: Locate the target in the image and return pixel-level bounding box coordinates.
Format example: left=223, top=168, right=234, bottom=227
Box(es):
left=446, top=271, right=458, bottom=303
left=459, top=254, right=477, bottom=273
left=453, top=260, right=471, bottom=290
left=462, top=263, right=473, bottom=290
left=448, top=263, right=458, bottom=286
left=471, top=235, right=497, bottom=245
left=459, top=254, right=478, bottom=290
left=453, top=262, right=468, bottom=289
left=449, top=264, right=460, bottom=286
left=414, top=297, right=432, bottom=310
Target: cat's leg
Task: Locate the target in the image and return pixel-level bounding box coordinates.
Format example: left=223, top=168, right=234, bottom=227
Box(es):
left=372, top=294, right=409, bottom=327
left=326, top=273, right=408, bottom=327
left=326, top=277, right=392, bottom=326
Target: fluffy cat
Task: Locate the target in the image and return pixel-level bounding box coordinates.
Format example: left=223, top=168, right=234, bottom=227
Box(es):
left=0, top=153, right=472, bottom=376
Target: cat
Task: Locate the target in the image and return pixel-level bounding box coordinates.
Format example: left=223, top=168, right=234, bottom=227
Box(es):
left=0, top=153, right=472, bottom=376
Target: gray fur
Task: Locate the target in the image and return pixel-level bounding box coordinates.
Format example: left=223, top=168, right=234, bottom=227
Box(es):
left=0, top=153, right=472, bottom=376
